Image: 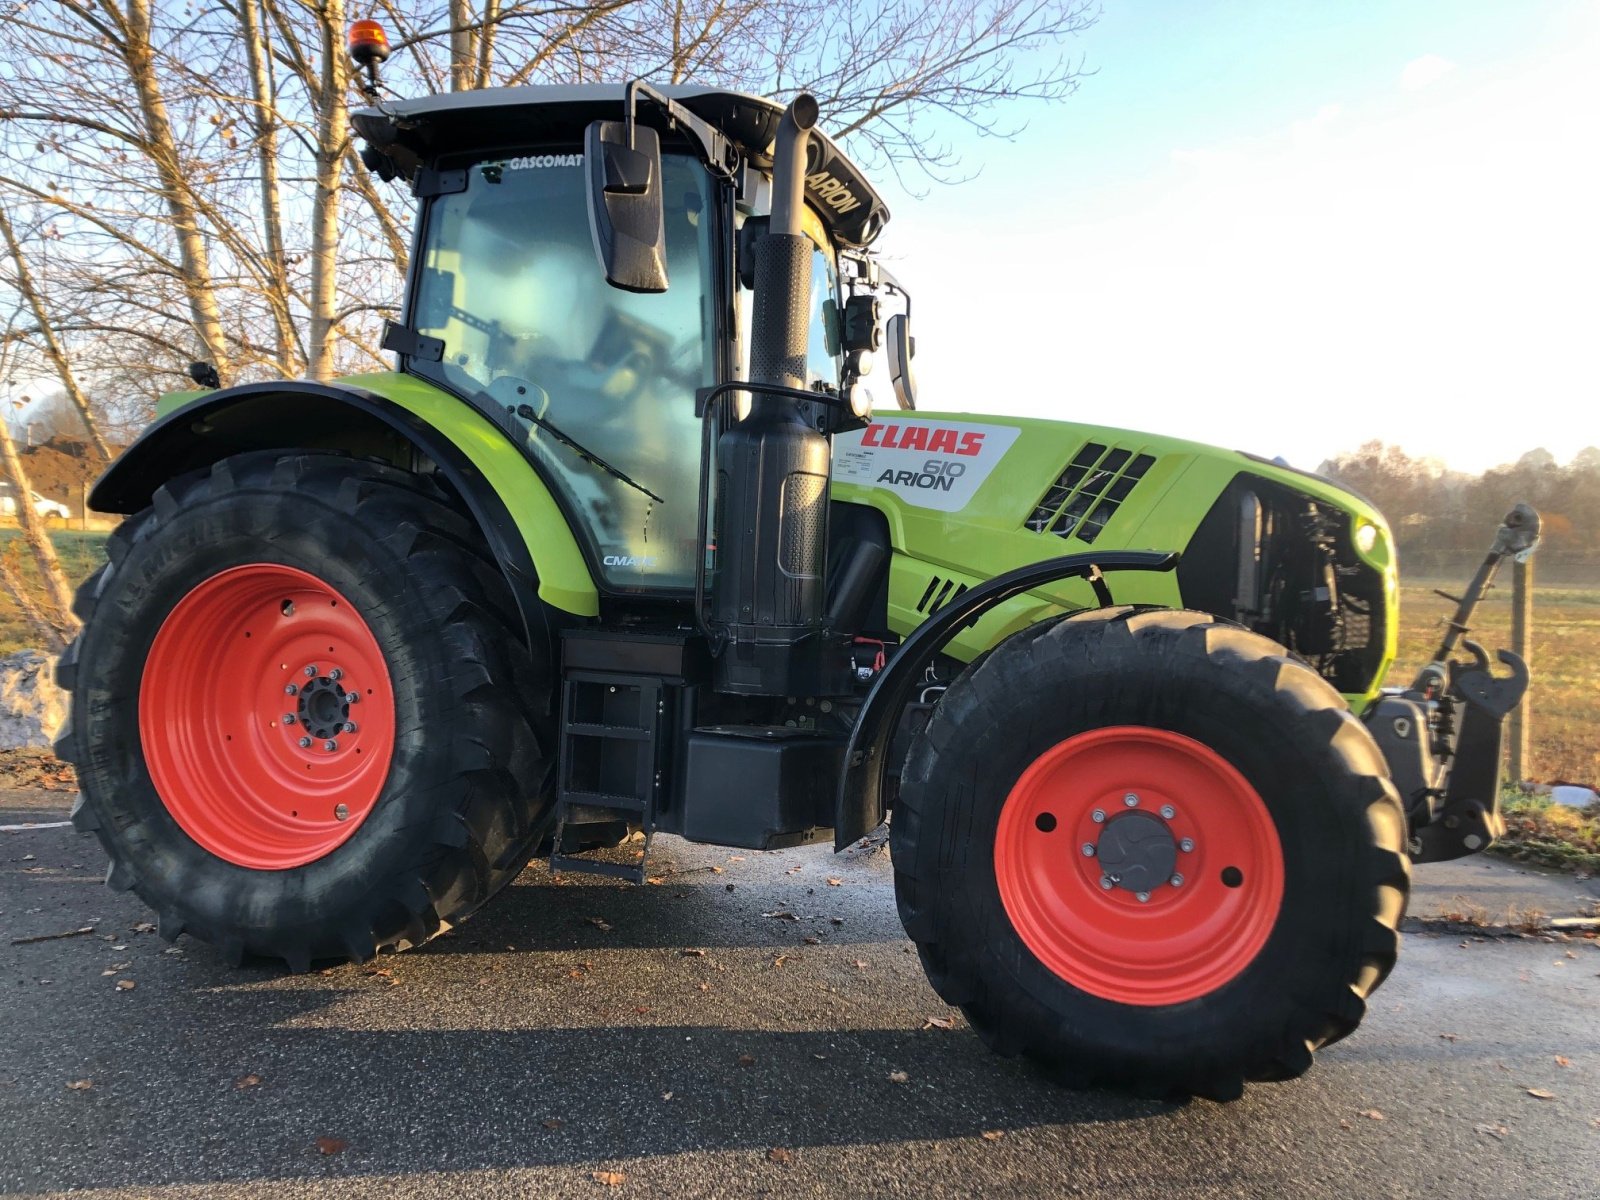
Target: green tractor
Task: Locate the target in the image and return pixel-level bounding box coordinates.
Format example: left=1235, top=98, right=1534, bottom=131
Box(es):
left=60, top=33, right=1539, bottom=1099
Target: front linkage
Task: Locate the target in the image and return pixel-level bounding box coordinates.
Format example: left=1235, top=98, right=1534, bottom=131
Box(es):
left=1365, top=504, right=1540, bottom=863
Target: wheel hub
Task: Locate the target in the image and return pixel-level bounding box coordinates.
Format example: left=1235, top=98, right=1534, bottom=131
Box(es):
left=140, top=563, right=395, bottom=870
left=993, top=726, right=1286, bottom=1006
left=293, top=671, right=354, bottom=743
left=1094, top=811, right=1177, bottom=895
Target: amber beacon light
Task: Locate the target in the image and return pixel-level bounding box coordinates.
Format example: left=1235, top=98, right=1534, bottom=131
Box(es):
left=348, top=19, right=390, bottom=96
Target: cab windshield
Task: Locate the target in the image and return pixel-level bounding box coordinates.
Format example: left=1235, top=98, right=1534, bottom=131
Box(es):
left=409, top=151, right=718, bottom=592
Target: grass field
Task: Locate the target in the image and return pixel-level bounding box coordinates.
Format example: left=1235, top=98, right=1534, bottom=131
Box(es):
left=1390, top=579, right=1598, bottom=786
left=0, top=530, right=1593, bottom=788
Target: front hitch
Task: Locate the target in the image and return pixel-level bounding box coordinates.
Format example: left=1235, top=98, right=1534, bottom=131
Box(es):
left=1366, top=504, right=1540, bottom=864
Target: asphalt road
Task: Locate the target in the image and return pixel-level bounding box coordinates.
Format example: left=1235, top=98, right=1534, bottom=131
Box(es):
left=4, top=788, right=1600, bottom=1199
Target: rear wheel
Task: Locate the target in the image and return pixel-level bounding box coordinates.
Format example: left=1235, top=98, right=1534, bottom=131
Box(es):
left=57, top=452, right=556, bottom=970
left=891, top=607, right=1409, bottom=1099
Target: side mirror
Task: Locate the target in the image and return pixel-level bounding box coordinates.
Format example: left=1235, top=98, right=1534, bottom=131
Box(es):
left=886, top=312, right=916, bottom=410
left=584, top=120, right=668, bottom=293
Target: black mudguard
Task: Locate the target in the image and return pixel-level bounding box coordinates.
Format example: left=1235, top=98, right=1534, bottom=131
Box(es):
left=832, top=550, right=1179, bottom=849
left=89, top=381, right=550, bottom=650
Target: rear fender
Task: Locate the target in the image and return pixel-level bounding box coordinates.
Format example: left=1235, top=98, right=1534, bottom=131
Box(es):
left=91, top=377, right=601, bottom=642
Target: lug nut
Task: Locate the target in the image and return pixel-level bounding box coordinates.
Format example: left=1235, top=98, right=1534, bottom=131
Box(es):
left=1091, top=809, right=1106, bottom=824
left=330, top=668, right=343, bottom=681
left=323, top=740, right=338, bottom=752
left=342, top=721, right=358, bottom=734
left=1179, top=838, right=1195, bottom=853
left=280, top=600, right=295, bottom=616
left=303, top=664, right=318, bottom=678
left=284, top=684, right=298, bottom=696
left=1123, top=793, right=1139, bottom=807
left=345, top=691, right=360, bottom=704
left=1136, top=891, right=1151, bottom=903
left=1160, top=804, right=1176, bottom=820
left=298, top=736, right=312, bottom=748
left=1081, top=843, right=1096, bottom=857
left=1099, top=875, right=1115, bottom=891
left=1170, top=873, right=1184, bottom=887
left=334, top=803, right=349, bottom=821
left=282, top=713, right=296, bottom=725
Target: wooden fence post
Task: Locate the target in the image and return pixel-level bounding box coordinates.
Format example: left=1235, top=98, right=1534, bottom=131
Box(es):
left=1508, top=555, right=1533, bottom=784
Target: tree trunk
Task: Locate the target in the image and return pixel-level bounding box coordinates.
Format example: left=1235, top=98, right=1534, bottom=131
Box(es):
left=122, top=0, right=232, bottom=383
left=0, top=417, right=78, bottom=650
left=450, top=0, right=479, bottom=91
left=0, top=201, right=113, bottom=464
left=306, top=0, right=349, bottom=381
left=239, top=0, right=300, bottom=376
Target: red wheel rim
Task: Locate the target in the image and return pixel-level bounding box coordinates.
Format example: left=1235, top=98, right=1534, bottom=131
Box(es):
left=140, top=564, right=396, bottom=870
left=993, top=726, right=1284, bottom=1006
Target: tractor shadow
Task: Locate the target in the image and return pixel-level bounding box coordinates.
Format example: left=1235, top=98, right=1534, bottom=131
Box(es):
left=8, top=983, right=1183, bottom=1193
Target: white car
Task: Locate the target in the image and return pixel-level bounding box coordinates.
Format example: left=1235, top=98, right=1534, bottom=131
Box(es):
left=0, top=482, right=72, bottom=521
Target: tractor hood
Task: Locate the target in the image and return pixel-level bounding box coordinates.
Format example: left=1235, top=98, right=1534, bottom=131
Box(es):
left=830, top=410, right=1398, bottom=701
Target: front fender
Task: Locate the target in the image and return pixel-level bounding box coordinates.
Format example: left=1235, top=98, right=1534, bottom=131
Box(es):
left=93, top=373, right=600, bottom=625
left=833, top=549, right=1180, bottom=849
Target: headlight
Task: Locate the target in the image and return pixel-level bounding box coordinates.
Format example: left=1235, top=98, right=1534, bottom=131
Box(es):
left=1354, top=521, right=1378, bottom=555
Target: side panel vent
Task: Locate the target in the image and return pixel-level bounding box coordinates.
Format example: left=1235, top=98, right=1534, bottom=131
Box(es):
left=915, top=575, right=970, bottom=615
left=1025, top=444, right=1158, bottom=544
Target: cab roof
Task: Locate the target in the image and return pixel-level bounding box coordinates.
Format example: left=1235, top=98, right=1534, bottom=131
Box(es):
left=353, top=84, right=889, bottom=246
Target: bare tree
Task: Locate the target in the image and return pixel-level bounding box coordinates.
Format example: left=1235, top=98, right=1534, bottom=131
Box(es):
left=0, top=201, right=113, bottom=463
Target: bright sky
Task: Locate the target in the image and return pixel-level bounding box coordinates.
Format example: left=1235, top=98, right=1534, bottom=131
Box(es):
left=866, top=0, right=1600, bottom=473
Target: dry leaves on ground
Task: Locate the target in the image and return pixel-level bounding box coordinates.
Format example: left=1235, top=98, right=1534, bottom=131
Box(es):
left=888, top=1070, right=910, bottom=1085
left=767, top=1147, right=794, bottom=1166
left=1476, top=1123, right=1509, bottom=1139
left=114, top=979, right=135, bottom=991
left=65, top=1079, right=92, bottom=1091
left=922, top=1015, right=956, bottom=1031
left=542, top=1118, right=563, bottom=1130
left=591, top=1170, right=627, bottom=1186
left=587, top=917, right=613, bottom=932
left=314, top=1137, right=347, bottom=1155
left=980, top=1130, right=1004, bottom=1142
left=1359, top=1109, right=1384, bottom=1121
left=1526, top=1088, right=1557, bottom=1100
left=826, top=877, right=843, bottom=887
left=235, top=1075, right=261, bottom=1089
left=737, top=1054, right=756, bottom=1068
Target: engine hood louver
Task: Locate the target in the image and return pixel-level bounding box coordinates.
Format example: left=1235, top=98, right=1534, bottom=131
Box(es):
left=1025, top=443, right=1157, bottom=544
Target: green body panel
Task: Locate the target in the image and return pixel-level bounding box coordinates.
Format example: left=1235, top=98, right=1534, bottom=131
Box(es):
left=831, top=411, right=1398, bottom=707
left=157, top=372, right=601, bottom=618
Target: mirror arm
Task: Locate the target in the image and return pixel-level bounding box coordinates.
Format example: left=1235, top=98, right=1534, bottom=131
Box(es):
left=623, top=78, right=739, bottom=180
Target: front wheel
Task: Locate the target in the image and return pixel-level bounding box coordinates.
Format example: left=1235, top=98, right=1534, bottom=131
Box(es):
left=891, top=608, right=1409, bottom=1100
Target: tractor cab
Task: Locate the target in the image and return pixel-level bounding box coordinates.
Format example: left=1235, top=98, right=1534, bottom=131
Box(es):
left=354, top=85, right=895, bottom=596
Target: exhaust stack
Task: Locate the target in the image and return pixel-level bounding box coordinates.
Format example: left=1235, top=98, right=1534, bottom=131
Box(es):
left=711, top=95, right=844, bottom=695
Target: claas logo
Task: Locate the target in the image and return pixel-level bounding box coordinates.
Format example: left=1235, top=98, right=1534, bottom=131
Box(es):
left=861, top=423, right=986, bottom=457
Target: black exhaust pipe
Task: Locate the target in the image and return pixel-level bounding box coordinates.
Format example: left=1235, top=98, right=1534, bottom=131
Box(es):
left=711, top=95, right=846, bottom=695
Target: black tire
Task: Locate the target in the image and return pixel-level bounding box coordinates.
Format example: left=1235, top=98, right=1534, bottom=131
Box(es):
left=56, top=451, right=557, bottom=970
left=891, top=607, right=1409, bottom=1100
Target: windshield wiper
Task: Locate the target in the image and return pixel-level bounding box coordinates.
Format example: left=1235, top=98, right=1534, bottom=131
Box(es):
left=511, top=403, right=665, bottom=505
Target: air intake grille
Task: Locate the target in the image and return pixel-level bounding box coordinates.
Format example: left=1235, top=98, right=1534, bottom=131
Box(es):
left=916, top=575, right=970, bottom=614
left=1025, top=443, right=1158, bottom=544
